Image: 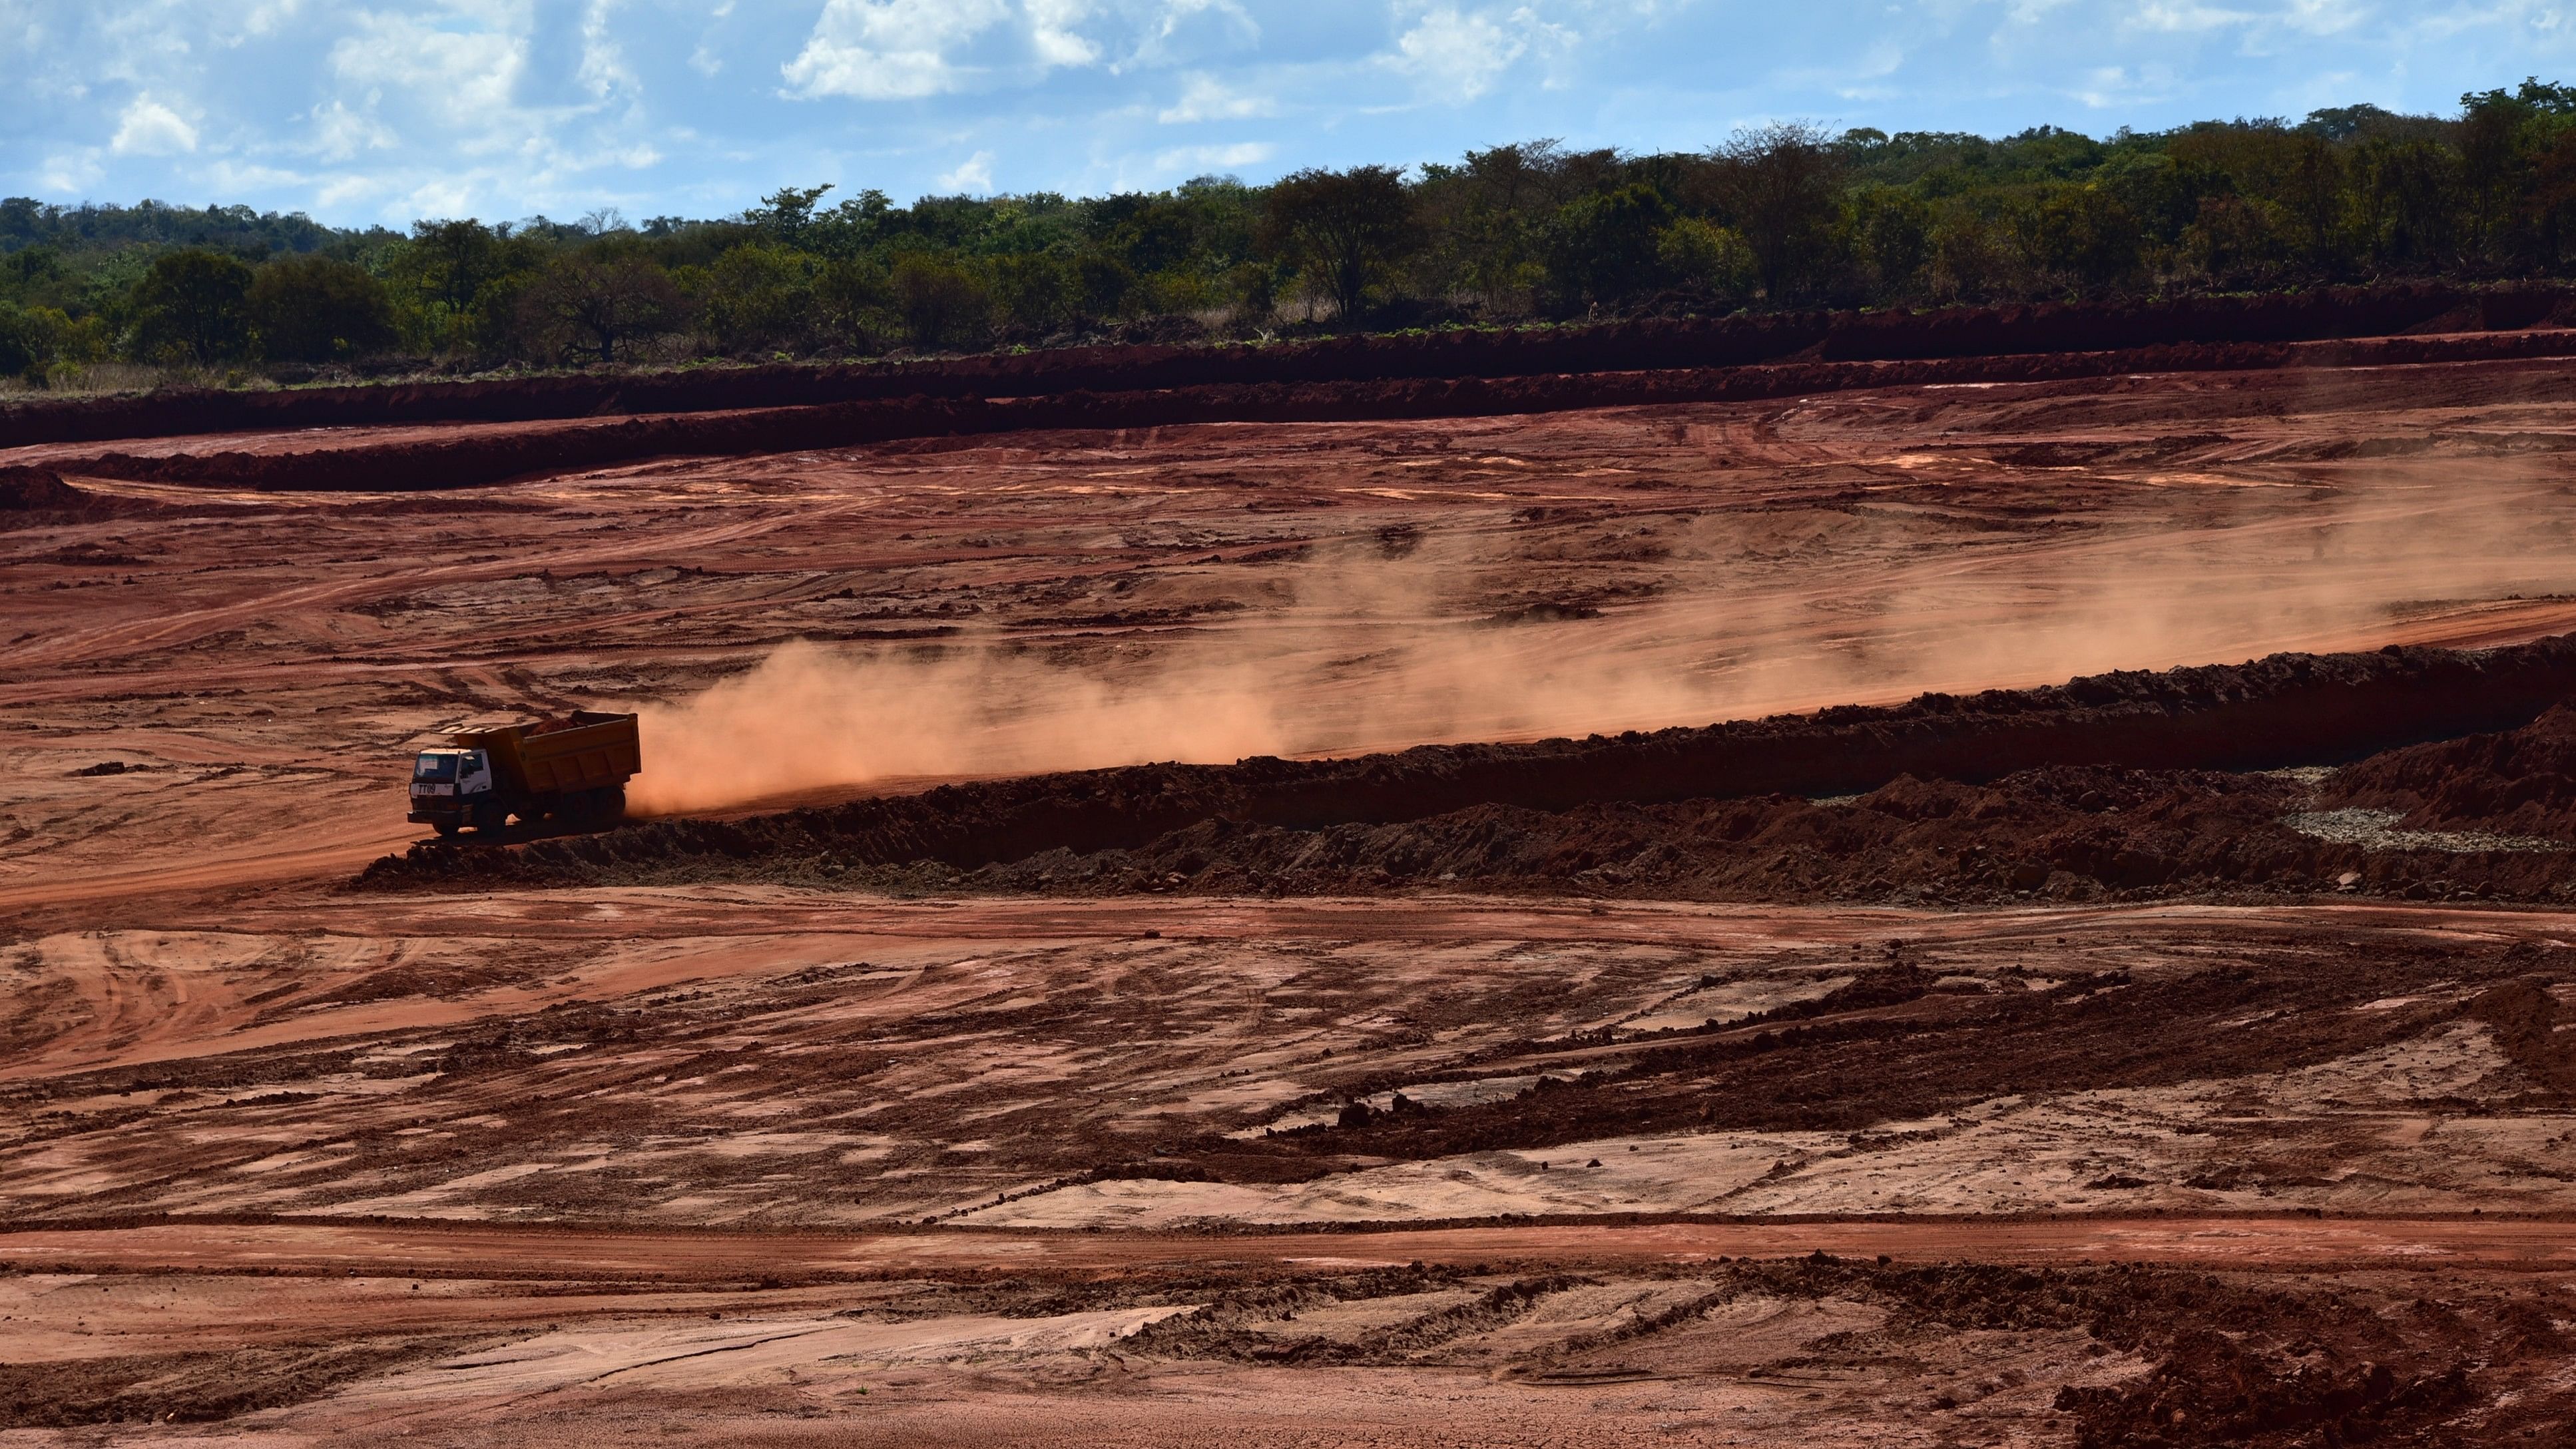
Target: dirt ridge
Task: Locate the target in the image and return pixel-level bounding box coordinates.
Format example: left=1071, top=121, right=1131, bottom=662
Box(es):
left=360, top=635, right=2576, bottom=890
left=10, top=282, right=2560, bottom=449
left=45, top=326, right=2576, bottom=494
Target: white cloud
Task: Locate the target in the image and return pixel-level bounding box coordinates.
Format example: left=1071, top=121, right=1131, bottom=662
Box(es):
left=690, top=0, right=735, bottom=74
left=328, top=13, right=523, bottom=152
left=2126, top=1, right=2255, bottom=34
left=2073, top=63, right=2181, bottom=108
left=782, top=0, right=1016, bottom=99
left=579, top=0, right=641, bottom=103
left=109, top=95, right=198, bottom=156
left=1152, top=140, right=1274, bottom=172
left=308, top=98, right=395, bottom=162
left=37, top=149, right=104, bottom=194
left=232, top=0, right=304, bottom=41
left=937, top=148, right=997, bottom=190
left=1121, top=0, right=1260, bottom=69
left=1390, top=5, right=1563, bottom=103
left=1159, top=71, right=1272, bottom=121
left=1027, top=0, right=1103, bottom=66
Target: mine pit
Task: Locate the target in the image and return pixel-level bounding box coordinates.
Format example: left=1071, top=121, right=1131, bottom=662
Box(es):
left=11, top=311, right=2576, bottom=1442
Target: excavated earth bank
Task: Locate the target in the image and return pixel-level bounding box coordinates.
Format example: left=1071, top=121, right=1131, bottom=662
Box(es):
left=38, top=327, right=2576, bottom=495
left=9, top=281, right=2571, bottom=448
left=363, top=637, right=2576, bottom=902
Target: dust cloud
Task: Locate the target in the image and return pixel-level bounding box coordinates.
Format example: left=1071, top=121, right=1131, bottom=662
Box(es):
left=629, top=471, right=2576, bottom=815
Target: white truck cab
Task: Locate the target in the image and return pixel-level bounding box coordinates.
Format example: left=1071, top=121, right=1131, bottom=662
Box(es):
left=411, top=750, right=495, bottom=800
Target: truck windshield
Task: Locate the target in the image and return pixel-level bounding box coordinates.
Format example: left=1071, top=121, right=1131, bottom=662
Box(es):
left=413, top=753, right=457, bottom=781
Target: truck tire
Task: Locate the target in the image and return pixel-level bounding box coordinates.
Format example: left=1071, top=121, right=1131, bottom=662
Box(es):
left=601, top=784, right=627, bottom=824
left=433, top=821, right=459, bottom=838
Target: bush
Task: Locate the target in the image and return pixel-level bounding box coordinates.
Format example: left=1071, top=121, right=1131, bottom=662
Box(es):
left=248, top=254, right=397, bottom=362
left=990, top=253, right=1075, bottom=332
left=694, top=243, right=814, bottom=354
left=813, top=256, right=888, bottom=350
left=1545, top=184, right=1676, bottom=306
left=128, top=249, right=254, bottom=364
left=890, top=254, right=989, bottom=348
left=1654, top=217, right=1756, bottom=300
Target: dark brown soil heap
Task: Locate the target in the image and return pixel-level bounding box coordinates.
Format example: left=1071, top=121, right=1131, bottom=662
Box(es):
left=0, top=466, right=154, bottom=529
left=49, top=324, right=2576, bottom=495
left=2336, top=702, right=2576, bottom=840
left=13, top=282, right=2576, bottom=449
left=360, top=636, right=2576, bottom=903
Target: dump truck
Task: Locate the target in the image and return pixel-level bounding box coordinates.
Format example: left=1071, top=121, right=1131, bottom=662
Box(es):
left=407, top=711, right=641, bottom=836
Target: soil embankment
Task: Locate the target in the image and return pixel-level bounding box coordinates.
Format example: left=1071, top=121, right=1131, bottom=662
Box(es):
left=8, top=282, right=2568, bottom=449
left=40, top=328, right=2576, bottom=493
left=361, top=636, right=2576, bottom=899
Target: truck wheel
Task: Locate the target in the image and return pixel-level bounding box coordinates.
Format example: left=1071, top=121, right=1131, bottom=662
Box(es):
left=601, top=785, right=627, bottom=824
left=433, top=821, right=460, bottom=838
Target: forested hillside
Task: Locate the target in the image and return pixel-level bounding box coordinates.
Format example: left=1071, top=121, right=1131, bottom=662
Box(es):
left=11, top=81, right=2576, bottom=387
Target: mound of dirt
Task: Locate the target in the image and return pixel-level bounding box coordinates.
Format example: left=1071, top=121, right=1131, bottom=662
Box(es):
left=0, top=466, right=150, bottom=528
left=9, top=282, right=2570, bottom=449
left=55, top=325, right=2576, bottom=494
left=927, top=760, right=2564, bottom=904
left=2334, top=703, right=2576, bottom=840
left=359, top=636, right=2576, bottom=898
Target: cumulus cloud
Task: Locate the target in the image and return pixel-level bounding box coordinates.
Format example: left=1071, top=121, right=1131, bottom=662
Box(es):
left=1158, top=71, right=1272, bottom=121
left=327, top=12, right=523, bottom=150
left=1153, top=139, right=1274, bottom=172
left=937, top=148, right=998, bottom=190
left=782, top=0, right=1017, bottom=99
left=13, top=0, right=2576, bottom=234
left=2127, top=1, right=2256, bottom=33
left=110, top=95, right=199, bottom=156
left=1390, top=5, right=1564, bottom=103
left=1027, top=0, right=1102, bottom=66
left=308, top=98, right=395, bottom=162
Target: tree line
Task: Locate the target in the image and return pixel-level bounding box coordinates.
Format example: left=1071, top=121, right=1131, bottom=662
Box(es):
left=12, top=80, right=2576, bottom=384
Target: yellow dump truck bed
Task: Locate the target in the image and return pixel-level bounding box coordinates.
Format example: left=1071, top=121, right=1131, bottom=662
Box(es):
left=447, top=711, right=641, bottom=798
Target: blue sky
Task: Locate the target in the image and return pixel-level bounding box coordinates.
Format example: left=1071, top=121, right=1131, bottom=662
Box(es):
left=9, top=1, right=2576, bottom=227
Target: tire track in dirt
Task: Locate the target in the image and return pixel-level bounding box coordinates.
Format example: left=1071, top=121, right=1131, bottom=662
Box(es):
left=7, top=1215, right=2573, bottom=1279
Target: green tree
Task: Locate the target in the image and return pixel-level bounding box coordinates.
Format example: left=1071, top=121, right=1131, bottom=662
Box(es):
left=0, top=301, right=43, bottom=378
left=516, top=252, right=686, bottom=364
left=695, top=243, right=815, bottom=353
left=1544, top=184, right=1676, bottom=305
left=1072, top=250, right=1135, bottom=319
left=1848, top=186, right=1932, bottom=294
left=813, top=255, right=890, bottom=348
left=127, top=248, right=254, bottom=364
left=1258, top=166, right=1420, bottom=321
left=409, top=219, right=500, bottom=313
left=2183, top=194, right=2286, bottom=282
left=1653, top=217, right=1756, bottom=300
left=889, top=254, right=989, bottom=348
left=1711, top=123, right=1846, bottom=298
left=2021, top=184, right=2143, bottom=286
left=2358, top=139, right=2460, bottom=267
left=248, top=254, right=397, bottom=362
left=989, top=252, right=1075, bottom=332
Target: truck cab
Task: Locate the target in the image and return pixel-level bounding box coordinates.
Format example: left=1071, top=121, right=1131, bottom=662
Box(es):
left=409, top=748, right=498, bottom=835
